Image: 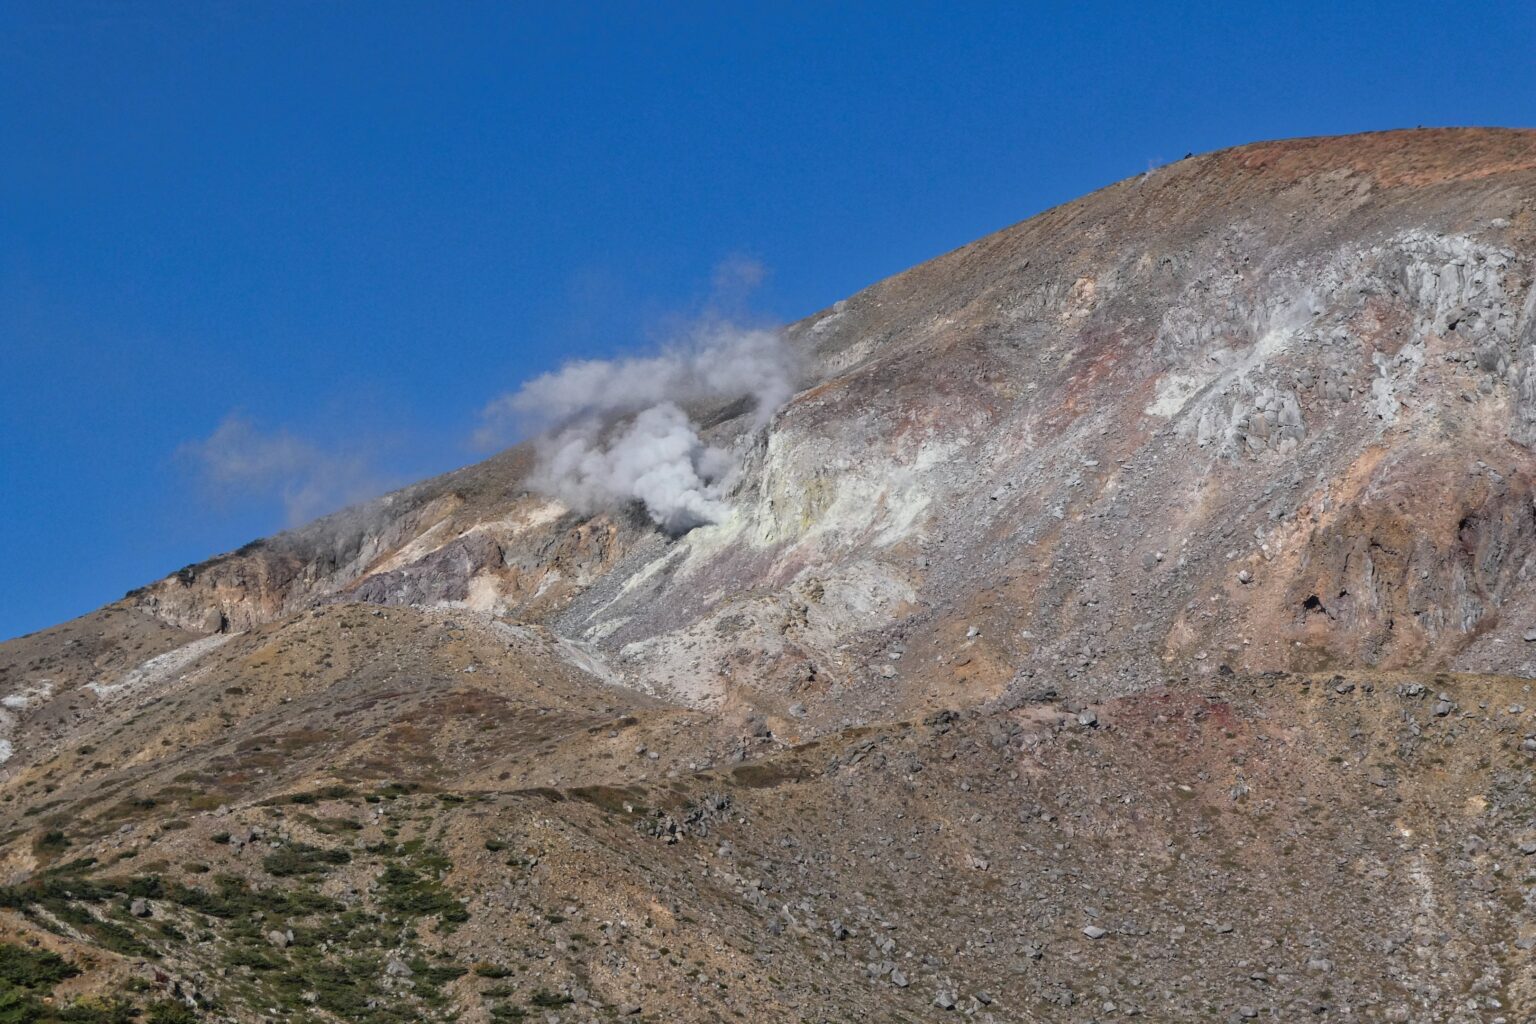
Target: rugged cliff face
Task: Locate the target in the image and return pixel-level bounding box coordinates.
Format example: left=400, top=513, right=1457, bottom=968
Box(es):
left=4, top=129, right=1536, bottom=1023
left=120, top=128, right=1536, bottom=713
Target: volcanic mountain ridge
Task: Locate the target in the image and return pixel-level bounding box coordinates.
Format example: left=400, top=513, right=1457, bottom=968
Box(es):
left=2, top=128, right=1536, bottom=1023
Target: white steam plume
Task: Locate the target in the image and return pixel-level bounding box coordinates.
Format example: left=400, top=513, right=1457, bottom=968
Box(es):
left=533, top=402, right=732, bottom=533
left=477, top=320, right=793, bottom=533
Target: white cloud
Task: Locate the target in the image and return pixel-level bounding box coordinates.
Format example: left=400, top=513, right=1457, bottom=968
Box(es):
left=180, top=414, right=386, bottom=526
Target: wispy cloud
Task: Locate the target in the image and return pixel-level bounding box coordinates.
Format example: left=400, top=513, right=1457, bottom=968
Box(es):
left=179, top=414, right=389, bottom=527
left=710, top=254, right=769, bottom=305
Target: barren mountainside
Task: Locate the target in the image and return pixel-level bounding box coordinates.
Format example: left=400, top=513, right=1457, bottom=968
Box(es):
left=4, top=128, right=1536, bottom=1023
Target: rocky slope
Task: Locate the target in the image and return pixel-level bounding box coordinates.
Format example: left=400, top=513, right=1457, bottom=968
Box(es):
left=123, top=128, right=1536, bottom=715
left=2, top=128, right=1536, bottom=1023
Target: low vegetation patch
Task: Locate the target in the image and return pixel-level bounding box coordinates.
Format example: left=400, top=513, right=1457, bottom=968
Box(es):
left=262, top=842, right=351, bottom=877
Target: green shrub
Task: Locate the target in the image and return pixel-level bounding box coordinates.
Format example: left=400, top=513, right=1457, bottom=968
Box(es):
left=0, top=987, right=43, bottom=1024
left=145, top=1001, right=200, bottom=1024
left=42, top=857, right=97, bottom=876
left=55, top=997, right=138, bottom=1023
left=0, top=942, right=76, bottom=989
left=279, top=784, right=353, bottom=806
left=34, top=831, right=68, bottom=854
left=262, top=843, right=351, bottom=877
left=377, top=865, right=467, bottom=922
left=222, top=945, right=282, bottom=971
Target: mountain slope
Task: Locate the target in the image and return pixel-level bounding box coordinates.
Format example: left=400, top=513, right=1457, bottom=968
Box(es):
left=3, top=128, right=1536, bottom=1022
left=124, top=128, right=1536, bottom=712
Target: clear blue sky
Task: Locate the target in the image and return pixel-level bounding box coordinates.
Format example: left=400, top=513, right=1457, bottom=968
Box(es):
left=3, top=1, right=1534, bottom=641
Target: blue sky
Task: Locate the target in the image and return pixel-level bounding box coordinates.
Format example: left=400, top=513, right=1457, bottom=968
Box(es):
left=3, top=1, right=1534, bottom=640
